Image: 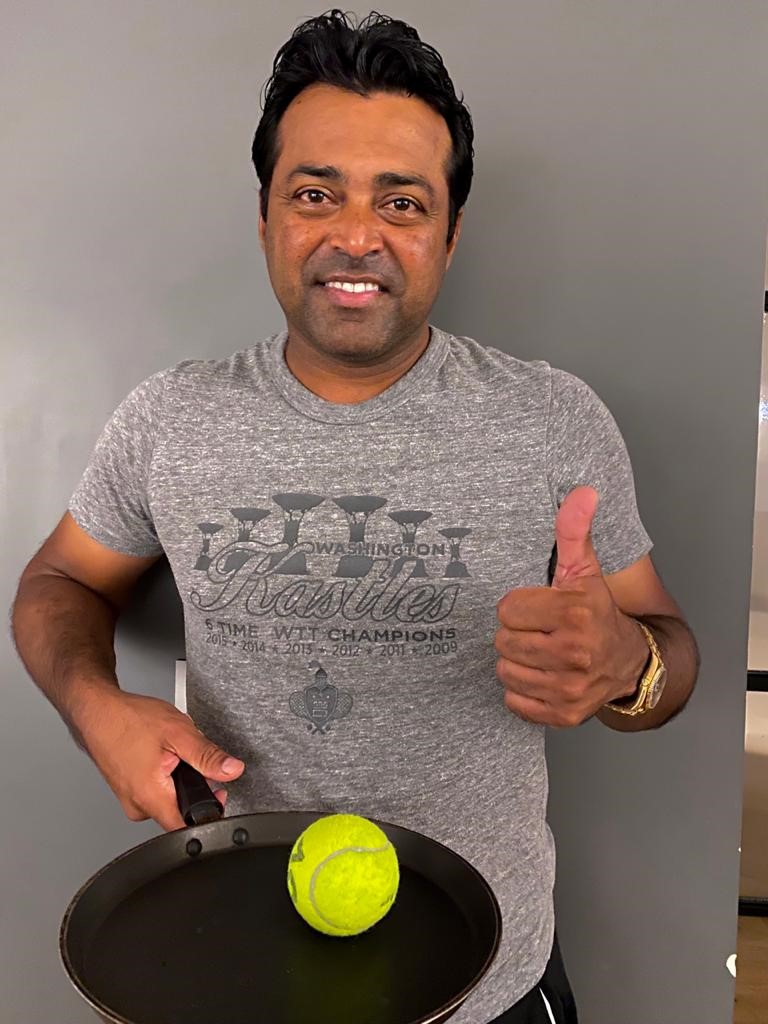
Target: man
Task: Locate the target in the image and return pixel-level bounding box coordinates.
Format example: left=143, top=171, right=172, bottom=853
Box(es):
left=11, top=10, right=698, bottom=1024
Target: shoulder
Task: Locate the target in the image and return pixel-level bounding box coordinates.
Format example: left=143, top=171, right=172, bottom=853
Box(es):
left=438, top=329, right=603, bottom=412
left=547, top=368, right=618, bottom=432
left=440, top=329, right=551, bottom=387
left=117, top=337, right=281, bottom=429
left=157, top=337, right=277, bottom=398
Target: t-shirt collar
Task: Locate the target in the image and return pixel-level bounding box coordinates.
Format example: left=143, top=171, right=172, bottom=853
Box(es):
left=265, top=324, right=449, bottom=424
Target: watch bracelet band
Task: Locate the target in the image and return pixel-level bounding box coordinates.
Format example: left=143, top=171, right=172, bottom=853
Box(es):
left=603, top=619, right=663, bottom=716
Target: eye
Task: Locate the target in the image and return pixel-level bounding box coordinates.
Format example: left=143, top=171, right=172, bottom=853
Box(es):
left=296, top=188, right=330, bottom=205
left=386, top=197, right=422, bottom=214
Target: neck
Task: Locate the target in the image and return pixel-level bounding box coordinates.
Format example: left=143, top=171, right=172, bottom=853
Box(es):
left=283, top=324, right=431, bottom=403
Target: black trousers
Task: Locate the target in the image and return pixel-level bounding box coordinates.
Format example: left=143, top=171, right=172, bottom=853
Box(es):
left=488, top=933, right=578, bottom=1023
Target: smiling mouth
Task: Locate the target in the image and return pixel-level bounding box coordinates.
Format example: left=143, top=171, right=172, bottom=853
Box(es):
left=315, top=280, right=389, bottom=307
left=323, top=280, right=385, bottom=294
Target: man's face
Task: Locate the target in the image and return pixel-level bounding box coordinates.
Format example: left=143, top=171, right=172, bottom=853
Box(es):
left=258, top=83, right=462, bottom=364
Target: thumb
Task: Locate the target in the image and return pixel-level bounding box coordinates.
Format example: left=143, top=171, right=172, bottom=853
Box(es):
left=173, top=732, right=245, bottom=783
left=552, top=486, right=601, bottom=588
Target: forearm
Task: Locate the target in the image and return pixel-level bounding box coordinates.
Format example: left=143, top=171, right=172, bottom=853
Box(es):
left=596, top=613, right=700, bottom=732
left=11, top=571, right=122, bottom=746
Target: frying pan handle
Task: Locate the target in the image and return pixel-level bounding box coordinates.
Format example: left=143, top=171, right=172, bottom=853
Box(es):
left=172, top=761, right=224, bottom=826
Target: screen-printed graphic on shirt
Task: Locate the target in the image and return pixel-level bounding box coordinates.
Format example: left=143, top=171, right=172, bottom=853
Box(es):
left=190, top=491, right=471, bottom=624
left=189, top=491, right=472, bottom=735
left=288, top=661, right=353, bottom=735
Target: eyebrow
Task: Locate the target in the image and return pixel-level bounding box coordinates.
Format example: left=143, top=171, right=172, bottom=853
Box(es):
left=286, top=164, right=437, bottom=204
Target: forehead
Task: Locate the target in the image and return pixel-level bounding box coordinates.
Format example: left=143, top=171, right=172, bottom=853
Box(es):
left=274, top=84, right=452, bottom=189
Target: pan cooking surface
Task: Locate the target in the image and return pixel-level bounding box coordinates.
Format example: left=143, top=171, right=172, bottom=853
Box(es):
left=82, top=843, right=485, bottom=1024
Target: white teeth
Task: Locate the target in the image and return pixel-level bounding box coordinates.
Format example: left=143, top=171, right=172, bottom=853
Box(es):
left=325, top=281, right=380, bottom=293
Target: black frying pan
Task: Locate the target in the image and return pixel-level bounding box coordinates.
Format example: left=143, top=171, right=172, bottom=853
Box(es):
left=60, top=763, right=502, bottom=1024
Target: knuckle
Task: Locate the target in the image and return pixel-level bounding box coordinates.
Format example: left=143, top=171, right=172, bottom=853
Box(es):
left=503, top=691, right=531, bottom=721
left=554, top=707, right=583, bottom=728
left=503, top=691, right=520, bottom=716
left=493, top=628, right=509, bottom=656
left=560, top=678, right=583, bottom=702
left=519, top=637, right=539, bottom=660
left=196, top=745, right=224, bottom=775
left=559, top=638, right=591, bottom=670
left=566, top=603, right=592, bottom=629
left=123, top=802, right=147, bottom=823
left=496, top=658, right=520, bottom=689
left=496, top=593, right=514, bottom=622
left=569, top=644, right=593, bottom=671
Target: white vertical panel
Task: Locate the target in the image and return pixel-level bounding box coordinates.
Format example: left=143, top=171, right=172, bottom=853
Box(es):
left=174, top=660, right=187, bottom=714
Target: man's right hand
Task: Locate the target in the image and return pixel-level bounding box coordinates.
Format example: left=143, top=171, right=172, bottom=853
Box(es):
left=74, top=686, right=245, bottom=831
left=11, top=514, right=246, bottom=832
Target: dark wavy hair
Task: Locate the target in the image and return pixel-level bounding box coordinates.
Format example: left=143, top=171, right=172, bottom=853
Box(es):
left=252, top=9, right=474, bottom=245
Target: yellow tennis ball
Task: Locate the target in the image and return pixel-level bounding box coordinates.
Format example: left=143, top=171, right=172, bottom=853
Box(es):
left=286, top=813, right=400, bottom=937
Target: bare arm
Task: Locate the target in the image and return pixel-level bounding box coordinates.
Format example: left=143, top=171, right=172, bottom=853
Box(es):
left=11, top=512, right=159, bottom=745
left=596, top=555, right=700, bottom=732
left=12, top=512, right=245, bottom=829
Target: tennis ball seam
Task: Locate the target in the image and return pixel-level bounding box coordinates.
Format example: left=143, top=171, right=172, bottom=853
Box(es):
left=309, top=843, right=393, bottom=930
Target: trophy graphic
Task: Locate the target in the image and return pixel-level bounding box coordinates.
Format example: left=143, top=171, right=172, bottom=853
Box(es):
left=268, top=493, right=324, bottom=574
left=332, top=495, right=387, bottom=577
left=439, top=527, right=472, bottom=578
left=194, top=523, right=224, bottom=570
left=388, top=510, right=432, bottom=578
left=221, top=507, right=271, bottom=572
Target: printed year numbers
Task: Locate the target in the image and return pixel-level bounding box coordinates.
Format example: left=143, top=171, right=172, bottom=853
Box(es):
left=205, top=634, right=265, bottom=653
left=332, top=643, right=360, bottom=657
left=423, top=641, right=458, bottom=655
left=378, top=643, right=406, bottom=656
left=282, top=642, right=314, bottom=655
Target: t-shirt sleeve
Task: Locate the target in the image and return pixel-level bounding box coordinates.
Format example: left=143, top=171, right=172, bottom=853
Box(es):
left=546, top=368, right=652, bottom=575
left=68, top=371, right=170, bottom=557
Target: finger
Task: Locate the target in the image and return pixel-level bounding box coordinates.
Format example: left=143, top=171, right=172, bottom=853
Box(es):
left=502, top=687, right=586, bottom=728
left=553, top=486, right=601, bottom=587
left=496, top=657, right=560, bottom=701
left=170, top=731, right=245, bottom=784
left=126, top=788, right=186, bottom=832
left=205, top=779, right=228, bottom=808
left=154, top=806, right=187, bottom=832
left=497, top=661, right=590, bottom=728
left=122, top=800, right=150, bottom=823
left=500, top=688, right=552, bottom=725
left=497, top=587, right=574, bottom=631
left=117, top=755, right=185, bottom=830
left=495, top=627, right=571, bottom=671
left=154, top=750, right=233, bottom=828
left=149, top=768, right=190, bottom=831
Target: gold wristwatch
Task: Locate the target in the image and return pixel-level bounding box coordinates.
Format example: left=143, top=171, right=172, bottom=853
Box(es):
left=604, top=620, right=667, bottom=716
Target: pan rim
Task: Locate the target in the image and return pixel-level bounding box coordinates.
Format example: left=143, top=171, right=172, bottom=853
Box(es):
left=60, top=810, right=503, bottom=1024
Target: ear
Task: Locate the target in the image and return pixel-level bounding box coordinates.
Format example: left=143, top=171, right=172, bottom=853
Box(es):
left=446, top=209, right=464, bottom=269
left=258, top=190, right=267, bottom=251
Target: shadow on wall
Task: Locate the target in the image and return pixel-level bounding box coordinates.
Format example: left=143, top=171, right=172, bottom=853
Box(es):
left=117, top=558, right=185, bottom=657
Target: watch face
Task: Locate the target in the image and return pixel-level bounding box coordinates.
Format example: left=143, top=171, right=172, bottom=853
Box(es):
left=648, top=671, right=667, bottom=709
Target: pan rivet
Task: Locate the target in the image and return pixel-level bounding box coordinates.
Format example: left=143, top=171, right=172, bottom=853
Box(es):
left=186, top=838, right=203, bottom=858
left=233, top=828, right=249, bottom=846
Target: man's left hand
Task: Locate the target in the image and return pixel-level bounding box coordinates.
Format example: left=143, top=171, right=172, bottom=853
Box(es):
left=495, top=487, right=649, bottom=727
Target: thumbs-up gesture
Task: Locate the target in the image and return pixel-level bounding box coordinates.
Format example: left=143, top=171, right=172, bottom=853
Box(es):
left=495, top=487, right=648, bottom=727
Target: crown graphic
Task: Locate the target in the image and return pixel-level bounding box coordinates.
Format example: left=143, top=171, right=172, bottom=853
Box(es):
left=289, top=661, right=353, bottom=735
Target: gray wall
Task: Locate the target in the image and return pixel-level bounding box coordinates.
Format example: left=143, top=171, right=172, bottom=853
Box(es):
left=3, top=3, right=766, bottom=1022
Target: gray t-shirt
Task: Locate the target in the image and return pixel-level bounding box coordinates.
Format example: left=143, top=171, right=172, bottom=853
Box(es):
left=69, top=325, right=652, bottom=1022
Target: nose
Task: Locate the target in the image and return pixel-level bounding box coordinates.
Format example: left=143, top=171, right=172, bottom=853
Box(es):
left=326, top=201, right=384, bottom=259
